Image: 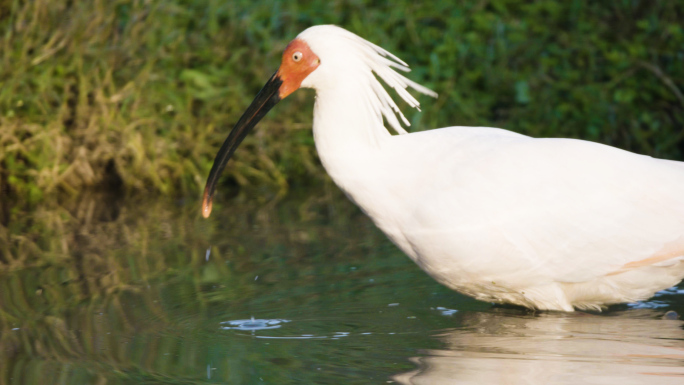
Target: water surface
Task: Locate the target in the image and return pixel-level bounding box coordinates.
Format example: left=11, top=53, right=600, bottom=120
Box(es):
left=1, top=195, right=683, bottom=384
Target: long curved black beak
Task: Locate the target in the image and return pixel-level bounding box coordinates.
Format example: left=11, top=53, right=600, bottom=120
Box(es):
left=202, top=71, right=282, bottom=218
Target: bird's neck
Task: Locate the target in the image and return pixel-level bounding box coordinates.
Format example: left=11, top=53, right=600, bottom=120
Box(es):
left=311, top=82, right=390, bottom=184
left=310, top=81, right=412, bottom=252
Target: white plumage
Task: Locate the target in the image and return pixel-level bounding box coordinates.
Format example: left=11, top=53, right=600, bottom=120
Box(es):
left=203, top=25, right=684, bottom=311
left=296, top=25, right=684, bottom=311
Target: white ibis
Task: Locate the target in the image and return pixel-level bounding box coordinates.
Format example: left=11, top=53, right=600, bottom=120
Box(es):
left=202, top=25, right=684, bottom=311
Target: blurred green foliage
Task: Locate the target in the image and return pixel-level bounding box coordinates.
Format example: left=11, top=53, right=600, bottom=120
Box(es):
left=1, top=0, right=683, bottom=210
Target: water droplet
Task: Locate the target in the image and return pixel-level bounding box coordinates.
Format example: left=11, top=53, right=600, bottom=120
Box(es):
left=663, top=311, right=679, bottom=320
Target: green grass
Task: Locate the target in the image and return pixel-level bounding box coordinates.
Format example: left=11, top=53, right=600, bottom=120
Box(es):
left=1, top=0, right=683, bottom=211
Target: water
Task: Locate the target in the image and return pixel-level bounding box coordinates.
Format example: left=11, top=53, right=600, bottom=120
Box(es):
left=1, top=194, right=684, bottom=384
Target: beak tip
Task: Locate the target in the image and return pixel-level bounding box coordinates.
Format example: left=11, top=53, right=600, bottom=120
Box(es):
left=202, top=202, right=212, bottom=218
left=201, top=190, right=213, bottom=218
left=202, top=206, right=212, bottom=218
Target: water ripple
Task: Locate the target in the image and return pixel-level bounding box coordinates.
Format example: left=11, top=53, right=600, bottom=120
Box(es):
left=220, top=318, right=290, bottom=331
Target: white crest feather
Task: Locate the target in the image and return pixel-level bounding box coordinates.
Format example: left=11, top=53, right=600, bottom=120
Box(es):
left=298, top=25, right=438, bottom=135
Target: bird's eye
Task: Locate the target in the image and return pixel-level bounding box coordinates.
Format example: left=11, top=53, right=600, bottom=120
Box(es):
left=292, top=51, right=303, bottom=62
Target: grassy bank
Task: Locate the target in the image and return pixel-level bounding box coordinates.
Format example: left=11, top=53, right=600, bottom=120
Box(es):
left=1, top=0, right=683, bottom=212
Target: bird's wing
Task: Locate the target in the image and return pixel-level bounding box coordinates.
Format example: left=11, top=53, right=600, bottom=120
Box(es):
left=387, top=127, right=684, bottom=285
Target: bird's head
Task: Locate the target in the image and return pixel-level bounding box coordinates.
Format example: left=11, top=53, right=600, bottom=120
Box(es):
left=199, top=35, right=321, bottom=218
left=276, top=38, right=320, bottom=99
left=201, top=25, right=436, bottom=218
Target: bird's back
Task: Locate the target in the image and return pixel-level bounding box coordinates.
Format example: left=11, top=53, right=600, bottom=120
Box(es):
left=357, top=126, right=684, bottom=310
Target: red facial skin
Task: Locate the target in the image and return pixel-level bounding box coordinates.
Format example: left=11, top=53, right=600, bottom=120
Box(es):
left=277, top=39, right=320, bottom=99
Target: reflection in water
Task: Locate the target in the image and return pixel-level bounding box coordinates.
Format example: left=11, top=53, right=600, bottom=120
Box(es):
left=395, top=309, right=684, bottom=385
